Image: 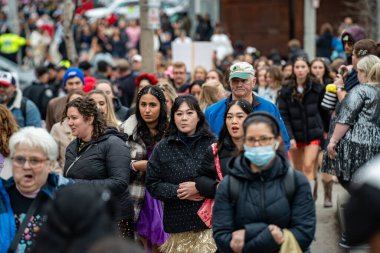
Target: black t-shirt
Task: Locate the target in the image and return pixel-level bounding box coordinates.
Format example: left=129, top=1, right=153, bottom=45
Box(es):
left=7, top=185, right=46, bottom=253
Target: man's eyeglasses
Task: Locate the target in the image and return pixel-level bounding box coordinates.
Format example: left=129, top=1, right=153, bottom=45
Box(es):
left=12, top=156, right=48, bottom=167
left=245, top=136, right=275, bottom=146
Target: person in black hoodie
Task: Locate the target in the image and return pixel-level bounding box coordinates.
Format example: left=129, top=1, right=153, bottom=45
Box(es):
left=213, top=112, right=315, bottom=253
left=146, top=95, right=217, bottom=252
left=195, top=99, right=252, bottom=199
left=63, top=97, right=133, bottom=239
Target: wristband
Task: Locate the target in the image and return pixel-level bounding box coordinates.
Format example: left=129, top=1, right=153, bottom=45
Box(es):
left=337, top=86, right=346, bottom=92
left=130, top=160, right=137, bottom=171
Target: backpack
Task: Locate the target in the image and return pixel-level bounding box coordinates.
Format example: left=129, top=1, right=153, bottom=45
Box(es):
left=229, top=167, right=296, bottom=206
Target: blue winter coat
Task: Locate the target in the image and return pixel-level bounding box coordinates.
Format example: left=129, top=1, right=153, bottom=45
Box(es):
left=213, top=154, right=316, bottom=253
left=0, top=173, right=70, bottom=252
left=204, top=94, right=290, bottom=151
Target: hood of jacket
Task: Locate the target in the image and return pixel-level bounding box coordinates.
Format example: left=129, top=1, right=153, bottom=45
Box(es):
left=92, top=127, right=128, bottom=144
left=113, top=97, right=123, bottom=111
left=227, top=153, right=289, bottom=182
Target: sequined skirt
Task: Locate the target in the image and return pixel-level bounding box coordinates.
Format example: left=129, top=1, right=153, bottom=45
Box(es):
left=322, top=124, right=380, bottom=181
left=159, top=229, right=217, bottom=253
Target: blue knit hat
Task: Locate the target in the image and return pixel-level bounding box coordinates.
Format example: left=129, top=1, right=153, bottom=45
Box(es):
left=63, top=67, right=85, bottom=86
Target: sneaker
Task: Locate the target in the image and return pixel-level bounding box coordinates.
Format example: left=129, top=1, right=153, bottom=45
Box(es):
left=339, top=241, right=369, bottom=249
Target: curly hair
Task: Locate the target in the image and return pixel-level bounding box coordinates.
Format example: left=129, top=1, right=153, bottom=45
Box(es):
left=0, top=105, right=18, bottom=156
left=135, top=85, right=168, bottom=147
left=63, top=97, right=107, bottom=140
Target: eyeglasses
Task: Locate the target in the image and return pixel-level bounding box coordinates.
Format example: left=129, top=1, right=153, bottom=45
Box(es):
left=12, top=156, right=48, bottom=167
left=245, top=136, right=275, bottom=146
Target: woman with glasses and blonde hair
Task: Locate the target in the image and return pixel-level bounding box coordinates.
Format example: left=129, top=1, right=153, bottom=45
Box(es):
left=199, top=80, right=226, bottom=112
left=0, top=105, right=18, bottom=180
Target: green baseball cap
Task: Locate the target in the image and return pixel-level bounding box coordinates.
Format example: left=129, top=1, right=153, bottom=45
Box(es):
left=229, top=62, right=255, bottom=81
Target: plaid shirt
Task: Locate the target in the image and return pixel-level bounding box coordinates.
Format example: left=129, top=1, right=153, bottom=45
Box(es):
left=123, top=115, right=147, bottom=222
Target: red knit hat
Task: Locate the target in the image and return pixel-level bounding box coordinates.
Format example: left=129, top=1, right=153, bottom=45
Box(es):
left=135, top=73, right=158, bottom=87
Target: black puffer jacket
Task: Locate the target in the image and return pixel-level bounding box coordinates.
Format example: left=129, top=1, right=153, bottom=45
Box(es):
left=213, top=154, right=316, bottom=253
left=195, top=140, right=239, bottom=199
left=64, top=128, right=133, bottom=220
left=277, top=80, right=326, bottom=143
left=146, top=131, right=214, bottom=233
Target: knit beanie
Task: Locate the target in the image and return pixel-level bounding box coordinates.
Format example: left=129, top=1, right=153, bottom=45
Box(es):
left=63, top=68, right=85, bottom=86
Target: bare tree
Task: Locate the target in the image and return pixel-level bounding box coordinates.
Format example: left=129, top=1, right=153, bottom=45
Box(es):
left=342, top=0, right=377, bottom=39
left=63, top=0, right=79, bottom=65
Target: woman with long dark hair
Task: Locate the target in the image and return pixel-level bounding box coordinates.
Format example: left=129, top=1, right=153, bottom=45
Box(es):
left=122, top=85, right=168, bottom=252
left=278, top=57, right=326, bottom=196
left=146, top=95, right=217, bottom=252
left=195, top=100, right=251, bottom=199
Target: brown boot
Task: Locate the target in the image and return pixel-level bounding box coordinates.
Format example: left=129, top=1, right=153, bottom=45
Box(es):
left=323, top=180, right=333, bottom=208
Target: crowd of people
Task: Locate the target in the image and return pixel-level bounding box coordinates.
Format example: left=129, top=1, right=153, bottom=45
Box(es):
left=1, top=1, right=380, bottom=252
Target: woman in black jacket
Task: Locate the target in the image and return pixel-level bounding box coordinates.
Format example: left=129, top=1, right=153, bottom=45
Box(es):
left=277, top=57, right=326, bottom=194
left=146, top=95, right=217, bottom=252
left=213, top=112, right=316, bottom=253
left=195, top=99, right=252, bottom=199
left=63, top=97, right=133, bottom=239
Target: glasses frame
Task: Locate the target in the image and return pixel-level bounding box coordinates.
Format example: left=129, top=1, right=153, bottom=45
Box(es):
left=12, top=155, right=49, bottom=167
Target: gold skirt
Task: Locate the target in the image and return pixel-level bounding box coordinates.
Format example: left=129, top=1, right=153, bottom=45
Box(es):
left=160, top=229, right=217, bottom=253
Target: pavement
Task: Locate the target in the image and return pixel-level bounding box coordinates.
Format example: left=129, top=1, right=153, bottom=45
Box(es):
left=309, top=176, right=369, bottom=253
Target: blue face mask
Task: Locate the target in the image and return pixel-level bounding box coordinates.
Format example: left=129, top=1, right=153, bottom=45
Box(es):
left=244, top=144, right=277, bottom=167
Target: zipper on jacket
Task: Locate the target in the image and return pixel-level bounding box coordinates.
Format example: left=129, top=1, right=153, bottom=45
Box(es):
left=65, top=156, right=80, bottom=177
left=260, top=174, right=267, bottom=220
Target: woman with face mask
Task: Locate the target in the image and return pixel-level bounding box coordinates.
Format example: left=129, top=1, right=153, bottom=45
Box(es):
left=213, top=112, right=316, bottom=253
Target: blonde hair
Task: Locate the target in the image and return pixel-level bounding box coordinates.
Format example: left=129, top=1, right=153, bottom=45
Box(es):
left=88, top=90, right=121, bottom=128
left=191, top=65, right=207, bottom=82
left=367, top=62, right=380, bottom=84
left=158, top=80, right=178, bottom=104
left=0, top=105, right=18, bottom=156
left=357, top=55, right=380, bottom=84
left=199, top=80, right=225, bottom=111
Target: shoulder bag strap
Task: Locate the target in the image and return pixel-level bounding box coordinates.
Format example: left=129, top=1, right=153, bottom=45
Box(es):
left=211, top=143, right=223, bottom=181
left=7, top=192, right=44, bottom=253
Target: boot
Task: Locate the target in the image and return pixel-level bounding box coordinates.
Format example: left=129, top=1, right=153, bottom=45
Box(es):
left=309, top=180, right=317, bottom=201
left=323, top=180, right=333, bottom=208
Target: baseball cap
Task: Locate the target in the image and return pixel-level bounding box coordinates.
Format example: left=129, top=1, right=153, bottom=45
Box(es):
left=63, top=68, right=85, bottom=86
left=229, top=62, right=255, bottom=81
left=0, top=71, right=16, bottom=86
left=132, top=54, right=142, bottom=62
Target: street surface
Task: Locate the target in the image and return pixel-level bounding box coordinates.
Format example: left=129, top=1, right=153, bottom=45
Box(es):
left=311, top=177, right=346, bottom=253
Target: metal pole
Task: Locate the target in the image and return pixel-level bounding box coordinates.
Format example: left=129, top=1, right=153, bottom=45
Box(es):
left=140, top=0, right=155, bottom=73
left=303, top=0, right=316, bottom=60
left=289, top=0, right=296, bottom=40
